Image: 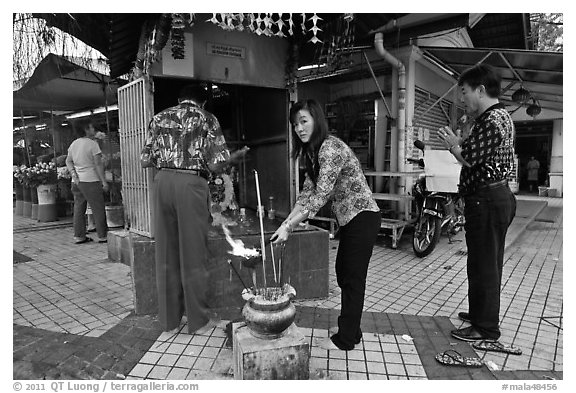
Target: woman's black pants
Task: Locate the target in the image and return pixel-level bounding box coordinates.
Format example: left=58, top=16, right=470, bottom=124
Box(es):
left=331, top=210, right=381, bottom=350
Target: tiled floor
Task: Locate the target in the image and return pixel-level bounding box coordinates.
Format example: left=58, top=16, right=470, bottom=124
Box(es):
left=13, top=194, right=563, bottom=379
left=13, top=223, right=133, bottom=337
left=125, top=322, right=426, bottom=380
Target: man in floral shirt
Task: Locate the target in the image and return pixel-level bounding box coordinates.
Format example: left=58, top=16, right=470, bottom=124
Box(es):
left=141, top=83, right=248, bottom=335
left=439, top=64, right=516, bottom=342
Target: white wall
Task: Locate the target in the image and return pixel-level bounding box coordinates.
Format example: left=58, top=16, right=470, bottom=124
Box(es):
left=156, top=21, right=288, bottom=89
left=550, top=119, right=563, bottom=173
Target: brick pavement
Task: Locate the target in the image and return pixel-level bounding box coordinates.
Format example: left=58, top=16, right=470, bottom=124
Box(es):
left=12, top=195, right=563, bottom=380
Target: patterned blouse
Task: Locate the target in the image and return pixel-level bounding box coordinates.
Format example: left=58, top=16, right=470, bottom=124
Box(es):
left=141, top=100, right=230, bottom=175
left=297, top=136, right=380, bottom=226
left=459, top=103, right=516, bottom=195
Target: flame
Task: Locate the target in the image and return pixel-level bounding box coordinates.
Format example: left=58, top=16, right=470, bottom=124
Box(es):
left=222, top=225, right=260, bottom=259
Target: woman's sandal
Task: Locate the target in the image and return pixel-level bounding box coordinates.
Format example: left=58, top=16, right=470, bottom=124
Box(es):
left=435, top=349, right=484, bottom=367
left=473, top=340, right=522, bottom=355
left=75, top=237, right=93, bottom=244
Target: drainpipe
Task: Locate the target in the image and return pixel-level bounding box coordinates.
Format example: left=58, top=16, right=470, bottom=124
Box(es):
left=374, top=32, right=406, bottom=191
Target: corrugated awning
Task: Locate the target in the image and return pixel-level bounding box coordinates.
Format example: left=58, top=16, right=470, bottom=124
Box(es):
left=420, top=46, right=563, bottom=114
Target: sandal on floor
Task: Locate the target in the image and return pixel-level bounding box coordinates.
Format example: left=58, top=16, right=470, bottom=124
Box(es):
left=435, top=349, right=484, bottom=368
left=75, top=237, right=93, bottom=244
left=473, top=340, right=522, bottom=355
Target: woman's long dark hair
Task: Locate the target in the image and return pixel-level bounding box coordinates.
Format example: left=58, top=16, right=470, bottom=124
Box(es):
left=289, top=99, right=329, bottom=185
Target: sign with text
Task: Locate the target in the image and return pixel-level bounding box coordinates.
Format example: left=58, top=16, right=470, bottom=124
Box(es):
left=207, top=42, right=246, bottom=59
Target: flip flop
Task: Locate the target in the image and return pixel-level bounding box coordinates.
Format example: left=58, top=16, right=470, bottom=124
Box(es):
left=473, top=340, right=522, bottom=355
left=75, top=237, right=93, bottom=244
left=435, top=349, right=484, bottom=368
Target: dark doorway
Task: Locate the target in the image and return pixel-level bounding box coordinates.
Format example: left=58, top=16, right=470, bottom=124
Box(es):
left=152, top=77, right=290, bottom=214
left=514, top=120, right=553, bottom=191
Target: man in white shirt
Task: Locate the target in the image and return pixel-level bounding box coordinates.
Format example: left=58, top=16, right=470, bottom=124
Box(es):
left=66, top=119, right=109, bottom=243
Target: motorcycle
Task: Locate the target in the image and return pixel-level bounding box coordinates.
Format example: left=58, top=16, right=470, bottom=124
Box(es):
left=407, top=140, right=465, bottom=258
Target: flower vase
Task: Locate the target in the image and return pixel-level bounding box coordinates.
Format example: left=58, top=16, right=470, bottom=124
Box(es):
left=23, top=186, right=32, bottom=217
left=15, top=183, right=24, bottom=215
left=31, top=186, right=39, bottom=220
left=37, top=184, right=58, bottom=222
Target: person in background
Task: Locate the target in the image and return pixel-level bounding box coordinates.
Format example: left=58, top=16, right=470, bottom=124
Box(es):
left=271, top=99, right=381, bottom=351
left=141, top=83, right=249, bottom=335
left=526, top=156, right=540, bottom=193
left=66, top=119, right=109, bottom=244
left=438, top=64, right=516, bottom=342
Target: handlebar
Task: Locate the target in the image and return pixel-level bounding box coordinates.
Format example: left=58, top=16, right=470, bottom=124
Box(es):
left=407, top=157, right=425, bottom=168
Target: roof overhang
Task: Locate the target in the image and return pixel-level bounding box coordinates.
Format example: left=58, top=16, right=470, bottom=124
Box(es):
left=13, top=53, right=125, bottom=116
left=420, top=46, right=563, bottom=116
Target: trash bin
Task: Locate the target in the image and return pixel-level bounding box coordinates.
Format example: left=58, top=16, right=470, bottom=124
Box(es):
left=538, top=186, right=548, bottom=197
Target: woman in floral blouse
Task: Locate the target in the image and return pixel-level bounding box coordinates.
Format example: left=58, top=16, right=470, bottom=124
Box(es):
left=271, top=99, right=381, bottom=351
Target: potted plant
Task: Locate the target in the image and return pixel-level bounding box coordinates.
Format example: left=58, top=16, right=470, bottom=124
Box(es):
left=19, top=166, right=34, bottom=217
left=33, top=162, right=58, bottom=222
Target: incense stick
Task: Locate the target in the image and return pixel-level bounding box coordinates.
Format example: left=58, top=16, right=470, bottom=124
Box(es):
left=227, top=259, right=250, bottom=291
left=253, top=170, right=267, bottom=288
left=270, top=242, right=277, bottom=284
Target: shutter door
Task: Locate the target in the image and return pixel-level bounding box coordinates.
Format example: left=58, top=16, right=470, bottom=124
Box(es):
left=412, top=87, right=456, bottom=151
left=118, top=78, right=155, bottom=237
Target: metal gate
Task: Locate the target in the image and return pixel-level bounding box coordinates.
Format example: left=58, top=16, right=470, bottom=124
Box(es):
left=118, top=78, right=155, bottom=237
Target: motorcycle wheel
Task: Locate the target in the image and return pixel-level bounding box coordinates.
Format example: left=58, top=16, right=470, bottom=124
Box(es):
left=413, top=215, right=442, bottom=258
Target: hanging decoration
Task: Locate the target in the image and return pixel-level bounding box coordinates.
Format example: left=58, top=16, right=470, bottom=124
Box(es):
left=307, top=13, right=323, bottom=44
left=203, top=13, right=331, bottom=43
left=285, top=43, right=299, bottom=94
left=315, top=14, right=356, bottom=72
left=131, top=13, right=359, bottom=79
left=170, top=13, right=186, bottom=59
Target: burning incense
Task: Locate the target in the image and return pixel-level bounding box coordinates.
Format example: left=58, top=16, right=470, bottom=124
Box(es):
left=253, top=170, right=267, bottom=288
left=221, top=225, right=260, bottom=259
left=222, top=224, right=260, bottom=289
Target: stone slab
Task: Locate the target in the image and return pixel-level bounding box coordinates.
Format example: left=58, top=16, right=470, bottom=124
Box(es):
left=232, top=322, right=310, bottom=380
left=128, top=234, right=158, bottom=315
left=107, top=230, right=131, bottom=266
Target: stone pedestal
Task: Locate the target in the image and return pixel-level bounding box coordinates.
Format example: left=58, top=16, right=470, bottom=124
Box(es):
left=128, top=233, right=158, bottom=315
left=232, top=322, right=310, bottom=380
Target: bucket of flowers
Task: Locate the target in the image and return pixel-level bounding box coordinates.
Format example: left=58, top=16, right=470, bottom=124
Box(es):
left=33, top=162, right=58, bottom=203
left=32, top=162, right=58, bottom=222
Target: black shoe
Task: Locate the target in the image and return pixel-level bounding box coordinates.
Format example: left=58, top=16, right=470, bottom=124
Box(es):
left=458, top=312, right=471, bottom=322
left=451, top=326, right=497, bottom=342
left=329, top=327, right=362, bottom=344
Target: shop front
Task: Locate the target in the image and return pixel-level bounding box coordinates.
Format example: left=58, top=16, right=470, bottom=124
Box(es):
left=114, top=20, right=329, bottom=316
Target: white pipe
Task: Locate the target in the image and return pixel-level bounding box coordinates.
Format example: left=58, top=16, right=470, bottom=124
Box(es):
left=374, top=32, right=407, bottom=192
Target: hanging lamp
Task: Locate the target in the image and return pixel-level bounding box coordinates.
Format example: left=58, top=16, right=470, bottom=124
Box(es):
left=511, top=86, right=531, bottom=103
left=526, top=98, right=541, bottom=117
